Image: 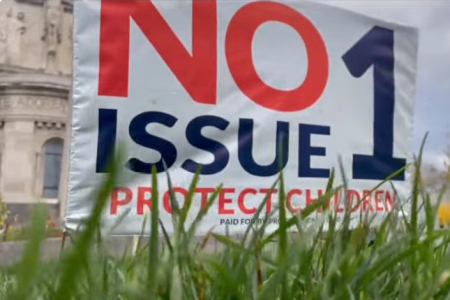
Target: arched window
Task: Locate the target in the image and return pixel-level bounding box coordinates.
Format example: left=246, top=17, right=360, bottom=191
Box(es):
left=42, top=138, right=64, bottom=199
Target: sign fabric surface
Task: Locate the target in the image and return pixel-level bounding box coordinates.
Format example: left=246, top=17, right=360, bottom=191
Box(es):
left=67, top=0, right=419, bottom=235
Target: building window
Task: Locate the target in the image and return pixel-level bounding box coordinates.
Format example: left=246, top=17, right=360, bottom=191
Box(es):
left=42, top=138, right=64, bottom=199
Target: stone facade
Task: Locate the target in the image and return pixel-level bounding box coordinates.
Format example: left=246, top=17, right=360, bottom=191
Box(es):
left=0, top=0, right=73, bottom=224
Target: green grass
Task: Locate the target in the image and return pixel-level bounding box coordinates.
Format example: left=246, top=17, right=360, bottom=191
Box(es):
left=1, top=139, right=450, bottom=300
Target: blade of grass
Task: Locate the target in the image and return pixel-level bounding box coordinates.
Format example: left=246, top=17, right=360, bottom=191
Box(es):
left=146, top=165, right=160, bottom=294
left=11, top=204, right=48, bottom=300
left=53, top=148, right=122, bottom=300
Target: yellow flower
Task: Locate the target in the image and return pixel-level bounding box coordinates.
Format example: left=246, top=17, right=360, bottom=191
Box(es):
left=440, top=271, right=450, bottom=285
left=438, top=203, right=450, bottom=228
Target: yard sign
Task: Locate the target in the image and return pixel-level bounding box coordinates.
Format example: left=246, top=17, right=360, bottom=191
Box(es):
left=67, top=0, right=418, bottom=235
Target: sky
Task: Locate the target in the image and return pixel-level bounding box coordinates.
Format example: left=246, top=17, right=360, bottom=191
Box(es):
left=316, top=0, right=450, bottom=169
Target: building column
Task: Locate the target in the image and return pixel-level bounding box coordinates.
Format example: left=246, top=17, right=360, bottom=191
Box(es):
left=1, top=120, right=36, bottom=203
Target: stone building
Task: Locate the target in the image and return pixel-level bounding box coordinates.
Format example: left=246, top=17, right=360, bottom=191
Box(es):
left=0, top=0, right=73, bottom=223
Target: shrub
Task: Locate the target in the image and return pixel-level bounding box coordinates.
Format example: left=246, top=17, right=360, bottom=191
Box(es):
left=0, top=202, right=63, bottom=242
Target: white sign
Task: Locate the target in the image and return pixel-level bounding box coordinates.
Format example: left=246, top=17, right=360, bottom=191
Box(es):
left=67, top=0, right=418, bottom=235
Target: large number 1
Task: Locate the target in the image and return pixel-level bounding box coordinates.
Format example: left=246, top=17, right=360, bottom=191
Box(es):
left=342, top=26, right=405, bottom=181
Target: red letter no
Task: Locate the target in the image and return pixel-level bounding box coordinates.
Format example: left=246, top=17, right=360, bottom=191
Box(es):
left=98, top=0, right=217, bottom=104
left=226, top=1, right=329, bottom=112
left=98, top=0, right=328, bottom=112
